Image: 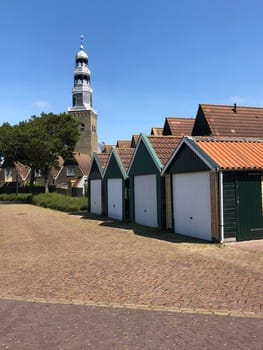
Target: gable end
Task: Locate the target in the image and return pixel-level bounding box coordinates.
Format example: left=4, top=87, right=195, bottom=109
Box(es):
left=129, top=140, right=161, bottom=175
left=192, top=106, right=211, bottom=136
left=167, top=143, right=211, bottom=173
left=89, top=159, right=102, bottom=179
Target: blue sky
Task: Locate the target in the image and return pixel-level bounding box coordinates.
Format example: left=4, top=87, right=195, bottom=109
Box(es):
left=1, top=0, right=263, bottom=144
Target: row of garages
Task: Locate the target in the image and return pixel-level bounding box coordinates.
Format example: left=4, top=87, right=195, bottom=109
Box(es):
left=88, top=134, right=263, bottom=242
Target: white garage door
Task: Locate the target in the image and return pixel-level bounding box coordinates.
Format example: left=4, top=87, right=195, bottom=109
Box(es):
left=107, top=178, right=123, bottom=220
left=173, top=172, right=212, bottom=241
left=134, top=174, right=158, bottom=227
left=90, top=179, right=102, bottom=215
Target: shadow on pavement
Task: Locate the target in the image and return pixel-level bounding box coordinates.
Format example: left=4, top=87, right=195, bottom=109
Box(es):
left=69, top=211, right=208, bottom=244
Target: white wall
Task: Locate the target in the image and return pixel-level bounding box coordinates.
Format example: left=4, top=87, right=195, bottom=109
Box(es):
left=173, top=172, right=212, bottom=241
left=90, top=179, right=102, bottom=215
left=107, top=178, right=123, bottom=220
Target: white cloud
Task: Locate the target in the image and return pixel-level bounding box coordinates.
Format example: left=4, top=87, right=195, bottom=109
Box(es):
left=228, top=96, right=245, bottom=104
left=33, top=100, right=51, bottom=108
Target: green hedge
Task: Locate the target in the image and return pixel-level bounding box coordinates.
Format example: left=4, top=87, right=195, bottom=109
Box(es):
left=31, top=193, right=88, bottom=212
left=0, top=193, right=32, bottom=202
left=0, top=192, right=88, bottom=213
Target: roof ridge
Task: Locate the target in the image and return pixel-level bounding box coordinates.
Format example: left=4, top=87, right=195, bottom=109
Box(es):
left=200, top=103, right=263, bottom=109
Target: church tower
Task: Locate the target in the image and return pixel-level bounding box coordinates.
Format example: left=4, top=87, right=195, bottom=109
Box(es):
left=68, top=35, right=98, bottom=156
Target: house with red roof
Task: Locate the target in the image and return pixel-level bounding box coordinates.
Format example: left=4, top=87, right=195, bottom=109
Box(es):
left=192, top=104, right=263, bottom=137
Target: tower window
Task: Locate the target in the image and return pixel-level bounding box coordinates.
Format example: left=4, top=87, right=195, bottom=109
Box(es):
left=80, top=123, right=85, bottom=131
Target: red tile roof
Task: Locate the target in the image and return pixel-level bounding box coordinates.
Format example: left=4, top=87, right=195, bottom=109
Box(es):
left=103, top=145, right=114, bottom=153
left=194, top=137, right=263, bottom=170
left=198, top=104, right=263, bottom=137
left=116, top=140, right=131, bottom=148
left=131, top=135, right=139, bottom=148
left=163, top=117, right=194, bottom=136
left=116, top=148, right=135, bottom=170
left=74, top=153, right=91, bottom=174
left=97, top=153, right=110, bottom=169
left=151, top=127, right=163, bottom=136
left=147, top=136, right=181, bottom=166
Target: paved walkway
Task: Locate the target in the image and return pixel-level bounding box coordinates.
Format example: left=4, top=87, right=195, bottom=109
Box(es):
left=0, top=299, right=262, bottom=350
left=0, top=204, right=262, bottom=348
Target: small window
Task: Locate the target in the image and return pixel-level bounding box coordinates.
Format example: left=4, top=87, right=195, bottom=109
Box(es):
left=80, top=123, right=85, bottom=131
left=66, top=165, right=75, bottom=177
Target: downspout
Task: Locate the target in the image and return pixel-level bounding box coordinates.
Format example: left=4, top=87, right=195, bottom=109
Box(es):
left=219, top=170, right=224, bottom=243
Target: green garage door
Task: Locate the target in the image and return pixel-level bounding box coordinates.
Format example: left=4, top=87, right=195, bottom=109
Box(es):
left=236, top=172, right=263, bottom=241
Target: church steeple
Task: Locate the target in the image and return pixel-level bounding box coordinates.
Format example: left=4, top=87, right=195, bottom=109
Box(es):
left=68, top=35, right=98, bottom=156
left=69, top=35, right=94, bottom=111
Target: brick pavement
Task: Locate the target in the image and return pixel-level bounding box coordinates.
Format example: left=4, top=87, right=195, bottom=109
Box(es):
left=0, top=299, right=262, bottom=350
left=0, top=204, right=262, bottom=348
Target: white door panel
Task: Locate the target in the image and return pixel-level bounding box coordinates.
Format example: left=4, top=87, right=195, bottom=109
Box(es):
left=134, top=174, right=158, bottom=227
left=108, top=178, right=123, bottom=220
left=90, top=179, right=102, bottom=215
left=173, top=172, right=212, bottom=241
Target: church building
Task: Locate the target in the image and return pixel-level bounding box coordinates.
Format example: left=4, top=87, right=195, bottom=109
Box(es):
left=68, top=35, right=98, bottom=157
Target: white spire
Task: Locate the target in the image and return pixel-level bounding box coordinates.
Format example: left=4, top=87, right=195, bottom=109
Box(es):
left=69, top=35, right=94, bottom=112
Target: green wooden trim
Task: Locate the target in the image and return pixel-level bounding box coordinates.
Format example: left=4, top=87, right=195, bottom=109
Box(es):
left=128, top=135, right=162, bottom=176
left=104, top=148, right=127, bottom=180
left=88, top=153, right=104, bottom=179
left=142, top=134, right=163, bottom=170
left=185, top=138, right=218, bottom=169
left=88, top=156, right=103, bottom=180
left=163, top=137, right=218, bottom=175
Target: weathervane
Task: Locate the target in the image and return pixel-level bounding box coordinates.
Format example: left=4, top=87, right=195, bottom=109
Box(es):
left=80, top=34, right=84, bottom=47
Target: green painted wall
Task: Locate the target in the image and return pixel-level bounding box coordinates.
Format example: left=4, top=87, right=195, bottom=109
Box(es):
left=89, top=160, right=102, bottom=179
left=129, top=141, right=160, bottom=176
left=168, top=144, right=210, bottom=173
left=104, top=155, right=124, bottom=179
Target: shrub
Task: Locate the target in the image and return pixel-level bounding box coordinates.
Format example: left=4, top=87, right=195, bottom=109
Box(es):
left=31, top=193, right=87, bottom=213
left=0, top=193, right=32, bottom=202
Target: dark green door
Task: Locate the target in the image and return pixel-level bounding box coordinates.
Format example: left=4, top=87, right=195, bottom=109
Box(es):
left=223, top=172, right=237, bottom=239
left=236, top=172, right=263, bottom=241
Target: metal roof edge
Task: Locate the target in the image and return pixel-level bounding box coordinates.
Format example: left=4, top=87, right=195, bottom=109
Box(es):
left=127, top=134, right=143, bottom=176
left=105, top=148, right=128, bottom=179
left=142, top=134, right=163, bottom=171
left=185, top=137, right=219, bottom=170
left=88, top=152, right=104, bottom=178
left=161, top=136, right=218, bottom=175
left=102, top=148, right=115, bottom=179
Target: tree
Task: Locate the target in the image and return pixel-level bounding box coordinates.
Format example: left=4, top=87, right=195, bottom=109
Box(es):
left=0, top=112, right=80, bottom=193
